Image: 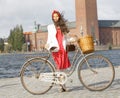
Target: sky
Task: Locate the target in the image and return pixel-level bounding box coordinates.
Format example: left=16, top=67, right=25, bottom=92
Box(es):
left=0, top=0, right=120, bottom=38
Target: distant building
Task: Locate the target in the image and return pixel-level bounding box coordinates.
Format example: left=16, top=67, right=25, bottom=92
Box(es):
left=24, top=0, right=120, bottom=51
left=99, top=20, right=120, bottom=46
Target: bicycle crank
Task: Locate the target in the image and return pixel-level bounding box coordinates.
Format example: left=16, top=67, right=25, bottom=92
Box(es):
left=39, top=72, right=67, bottom=85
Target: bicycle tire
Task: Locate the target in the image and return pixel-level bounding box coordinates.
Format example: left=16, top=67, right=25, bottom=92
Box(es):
left=20, top=57, right=55, bottom=95
left=78, top=54, right=115, bottom=91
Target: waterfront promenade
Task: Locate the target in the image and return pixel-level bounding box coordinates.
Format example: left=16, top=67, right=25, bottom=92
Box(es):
left=0, top=66, right=120, bottom=98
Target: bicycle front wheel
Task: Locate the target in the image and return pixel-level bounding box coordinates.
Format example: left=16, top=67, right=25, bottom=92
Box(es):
left=78, top=54, right=115, bottom=91
left=20, top=57, right=55, bottom=95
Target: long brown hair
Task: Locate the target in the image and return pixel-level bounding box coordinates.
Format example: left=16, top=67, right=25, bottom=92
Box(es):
left=52, top=11, right=69, bottom=34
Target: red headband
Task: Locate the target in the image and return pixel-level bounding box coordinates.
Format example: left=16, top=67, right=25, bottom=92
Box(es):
left=52, top=10, right=61, bottom=18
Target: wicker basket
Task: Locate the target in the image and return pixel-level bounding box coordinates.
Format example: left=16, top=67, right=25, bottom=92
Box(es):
left=78, top=35, right=94, bottom=54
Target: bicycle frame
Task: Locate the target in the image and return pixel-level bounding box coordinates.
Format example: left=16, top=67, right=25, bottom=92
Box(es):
left=20, top=43, right=115, bottom=94
left=44, top=45, right=94, bottom=77
left=67, top=46, right=94, bottom=76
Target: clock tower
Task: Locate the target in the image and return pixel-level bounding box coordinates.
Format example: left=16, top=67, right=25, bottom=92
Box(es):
left=75, top=0, right=99, bottom=42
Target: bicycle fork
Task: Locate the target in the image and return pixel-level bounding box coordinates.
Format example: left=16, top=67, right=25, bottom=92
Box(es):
left=83, top=54, right=98, bottom=74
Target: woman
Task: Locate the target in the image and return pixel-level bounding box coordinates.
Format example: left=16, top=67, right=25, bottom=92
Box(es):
left=45, top=10, right=71, bottom=92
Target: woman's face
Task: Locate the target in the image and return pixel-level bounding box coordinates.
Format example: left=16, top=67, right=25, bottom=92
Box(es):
left=53, top=13, right=60, bottom=22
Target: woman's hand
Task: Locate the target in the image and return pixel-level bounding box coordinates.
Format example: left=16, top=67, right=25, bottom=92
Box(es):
left=45, top=44, right=49, bottom=49
left=50, top=47, right=57, bottom=51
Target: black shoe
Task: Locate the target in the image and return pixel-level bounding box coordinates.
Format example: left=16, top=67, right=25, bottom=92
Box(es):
left=59, top=84, right=67, bottom=92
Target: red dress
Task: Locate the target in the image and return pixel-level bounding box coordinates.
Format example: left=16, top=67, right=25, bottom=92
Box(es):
left=52, top=28, right=71, bottom=70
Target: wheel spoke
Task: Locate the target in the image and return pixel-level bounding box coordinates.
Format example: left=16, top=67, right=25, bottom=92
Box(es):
left=78, top=54, right=115, bottom=91
left=20, top=58, right=54, bottom=95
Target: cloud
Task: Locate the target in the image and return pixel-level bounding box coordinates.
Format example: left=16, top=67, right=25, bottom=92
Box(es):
left=0, top=0, right=75, bottom=38
left=97, top=0, right=120, bottom=20
left=0, top=0, right=119, bottom=38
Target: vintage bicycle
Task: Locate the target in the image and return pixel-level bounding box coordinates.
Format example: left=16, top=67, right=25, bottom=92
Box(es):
left=20, top=36, right=115, bottom=95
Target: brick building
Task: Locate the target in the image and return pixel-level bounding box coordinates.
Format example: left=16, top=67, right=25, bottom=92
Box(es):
left=25, top=0, right=120, bottom=51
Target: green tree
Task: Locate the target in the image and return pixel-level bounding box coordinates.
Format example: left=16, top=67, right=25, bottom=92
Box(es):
left=8, top=29, right=15, bottom=50
left=22, top=43, right=27, bottom=52
left=0, top=38, right=4, bottom=52
left=8, top=25, right=25, bottom=51
left=4, top=44, right=12, bottom=53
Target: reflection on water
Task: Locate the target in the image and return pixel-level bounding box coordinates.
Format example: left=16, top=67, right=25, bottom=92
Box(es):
left=0, top=50, right=120, bottom=78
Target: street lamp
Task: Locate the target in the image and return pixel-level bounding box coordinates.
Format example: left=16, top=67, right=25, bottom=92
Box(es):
left=23, top=32, right=32, bottom=52
left=33, top=21, right=40, bottom=51
left=91, top=23, right=97, bottom=45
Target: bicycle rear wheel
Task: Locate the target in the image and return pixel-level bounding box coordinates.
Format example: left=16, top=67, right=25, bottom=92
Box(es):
left=20, top=57, right=55, bottom=95
left=78, top=54, right=115, bottom=91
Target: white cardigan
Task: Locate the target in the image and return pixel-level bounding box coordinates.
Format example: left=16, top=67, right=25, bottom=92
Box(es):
left=46, top=24, right=67, bottom=52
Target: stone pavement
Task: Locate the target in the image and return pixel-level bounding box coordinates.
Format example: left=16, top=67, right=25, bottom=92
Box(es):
left=0, top=66, right=120, bottom=98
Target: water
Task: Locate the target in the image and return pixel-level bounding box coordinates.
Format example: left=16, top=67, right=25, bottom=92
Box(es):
left=0, top=50, right=120, bottom=78
left=95, top=49, right=120, bottom=66
left=0, top=52, right=48, bottom=78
